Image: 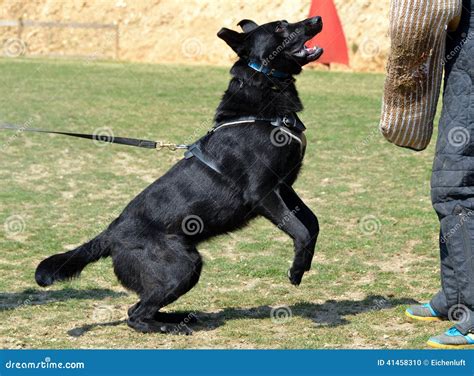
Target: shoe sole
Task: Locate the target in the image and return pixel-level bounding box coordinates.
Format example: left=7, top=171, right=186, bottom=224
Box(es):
left=426, top=340, right=474, bottom=349
left=405, top=310, right=445, bottom=322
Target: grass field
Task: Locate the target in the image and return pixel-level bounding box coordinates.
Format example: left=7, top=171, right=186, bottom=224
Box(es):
left=0, top=58, right=446, bottom=349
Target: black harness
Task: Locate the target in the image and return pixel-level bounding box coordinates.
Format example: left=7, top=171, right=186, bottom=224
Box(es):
left=184, top=113, right=306, bottom=174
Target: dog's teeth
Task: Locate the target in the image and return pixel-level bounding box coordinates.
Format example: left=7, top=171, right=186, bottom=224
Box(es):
left=295, top=50, right=305, bottom=57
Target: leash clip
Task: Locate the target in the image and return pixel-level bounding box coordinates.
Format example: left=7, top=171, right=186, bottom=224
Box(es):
left=155, top=141, right=188, bottom=151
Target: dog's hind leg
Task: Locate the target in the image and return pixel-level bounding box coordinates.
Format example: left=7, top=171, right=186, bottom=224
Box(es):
left=128, top=302, right=197, bottom=324
left=125, top=244, right=202, bottom=334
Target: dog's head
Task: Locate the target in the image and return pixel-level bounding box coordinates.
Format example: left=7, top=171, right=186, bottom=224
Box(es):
left=217, top=16, right=323, bottom=75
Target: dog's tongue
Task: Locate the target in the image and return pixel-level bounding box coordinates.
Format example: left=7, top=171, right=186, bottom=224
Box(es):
left=293, top=45, right=323, bottom=61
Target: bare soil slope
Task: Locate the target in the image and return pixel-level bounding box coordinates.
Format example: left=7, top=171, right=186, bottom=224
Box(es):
left=0, top=0, right=389, bottom=71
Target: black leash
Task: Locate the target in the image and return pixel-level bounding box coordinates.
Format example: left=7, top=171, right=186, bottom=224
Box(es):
left=0, top=124, right=188, bottom=151
left=1, top=113, right=306, bottom=175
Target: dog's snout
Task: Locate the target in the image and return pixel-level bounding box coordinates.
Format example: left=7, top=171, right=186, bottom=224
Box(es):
left=304, top=16, right=322, bottom=36
left=310, top=16, right=322, bottom=26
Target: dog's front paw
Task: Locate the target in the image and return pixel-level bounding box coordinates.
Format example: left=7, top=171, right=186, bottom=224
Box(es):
left=287, top=267, right=304, bottom=286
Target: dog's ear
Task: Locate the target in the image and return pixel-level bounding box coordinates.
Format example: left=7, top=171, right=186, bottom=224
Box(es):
left=217, top=28, right=246, bottom=55
left=237, top=19, right=258, bottom=33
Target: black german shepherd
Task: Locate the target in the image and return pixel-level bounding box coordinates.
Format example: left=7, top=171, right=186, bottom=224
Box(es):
left=35, top=16, right=323, bottom=333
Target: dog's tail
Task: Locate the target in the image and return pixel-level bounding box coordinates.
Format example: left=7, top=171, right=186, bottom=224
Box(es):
left=35, top=232, right=110, bottom=287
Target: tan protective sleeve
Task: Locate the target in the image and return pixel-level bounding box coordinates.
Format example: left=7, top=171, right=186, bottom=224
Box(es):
left=379, top=0, right=462, bottom=151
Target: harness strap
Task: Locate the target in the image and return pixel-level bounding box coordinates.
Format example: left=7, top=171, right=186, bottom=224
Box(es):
left=184, top=143, right=221, bottom=174
left=185, top=113, right=306, bottom=174
left=277, top=127, right=304, bottom=146
left=212, top=113, right=306, bottom=134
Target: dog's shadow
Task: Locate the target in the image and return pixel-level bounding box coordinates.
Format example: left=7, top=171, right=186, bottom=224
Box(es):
left=68, top=294, right=418, bottom=337
left=0, top=288, right=127, bottom=312
left=195, top=295, right=418, bottom=329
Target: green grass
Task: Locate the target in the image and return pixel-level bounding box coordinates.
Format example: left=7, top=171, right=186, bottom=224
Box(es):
left=0, top=58, right=447, bottom=349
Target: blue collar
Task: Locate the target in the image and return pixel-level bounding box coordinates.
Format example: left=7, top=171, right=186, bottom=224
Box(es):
left=248, top=60, right=291, bottom=79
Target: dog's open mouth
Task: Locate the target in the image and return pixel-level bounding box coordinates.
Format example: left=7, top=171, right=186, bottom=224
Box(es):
left=292, top=45, right=324, bottom=62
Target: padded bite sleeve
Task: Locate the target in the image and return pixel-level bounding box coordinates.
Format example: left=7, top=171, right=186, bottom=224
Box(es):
left=379, top=0, right=461, bottom=151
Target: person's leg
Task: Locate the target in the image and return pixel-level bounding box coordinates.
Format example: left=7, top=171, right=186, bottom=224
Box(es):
left=424, top=1, right=474, bottom=346
left=429, top=229, right=455, bottom=317
left=438, top=208, right=474, bottom=334
left=425, top=206, right=474, bottom=347
left=424, top=197, right=474, bottom=348
left=405, top=230, right=450, bottom=321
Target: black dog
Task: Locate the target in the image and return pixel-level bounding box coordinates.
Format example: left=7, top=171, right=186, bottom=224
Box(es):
left=35, top=16, right=323, bottom=333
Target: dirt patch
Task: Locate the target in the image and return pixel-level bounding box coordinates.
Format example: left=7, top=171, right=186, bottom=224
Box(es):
left=1, top=0, right=390, bottom=72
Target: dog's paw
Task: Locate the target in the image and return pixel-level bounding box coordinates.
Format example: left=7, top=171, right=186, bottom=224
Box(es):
left=127, top=318, right=193, bottom=335
left=169, top=325, right=194, bottom=336
left=287, top=268, right=304, bottom=286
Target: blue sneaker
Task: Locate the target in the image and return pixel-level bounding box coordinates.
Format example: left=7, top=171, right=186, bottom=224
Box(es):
left=405, top=303, right=445, bottom=322
left=427, top=327, right=474, bottom=349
